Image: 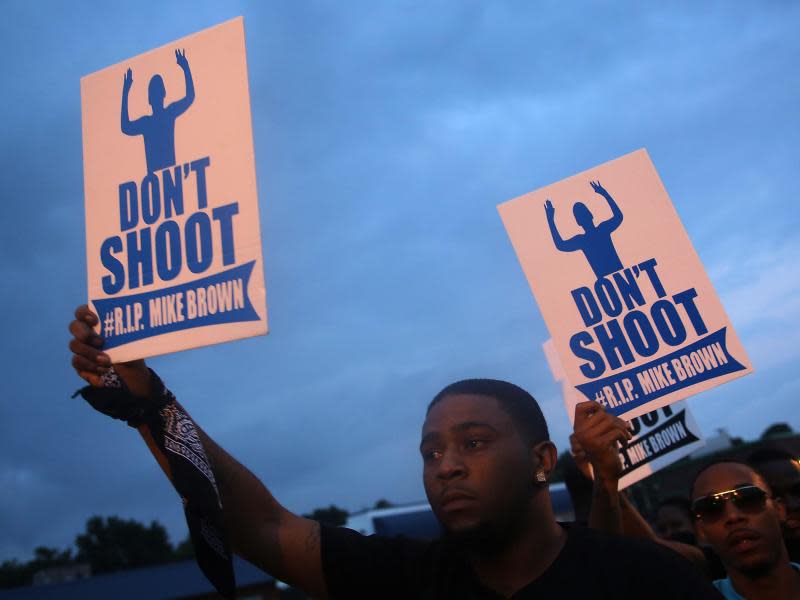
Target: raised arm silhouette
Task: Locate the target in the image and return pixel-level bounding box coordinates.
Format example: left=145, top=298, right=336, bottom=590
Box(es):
left=544, top=180, right=624, bottom=278
left=121, top=49, right=195, bottom=173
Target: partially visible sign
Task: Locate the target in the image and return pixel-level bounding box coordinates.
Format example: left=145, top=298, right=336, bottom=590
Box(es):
left=500, top=149, right=752, bottom=419
left=544, top=338, right=705, bottom=488
left=81, top=17, right=267, bottom=361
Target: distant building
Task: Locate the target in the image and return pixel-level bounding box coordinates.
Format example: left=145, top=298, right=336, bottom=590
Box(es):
left=345, top=484, right=575, bottom=539
left=32, top=564, right=91, bottom=587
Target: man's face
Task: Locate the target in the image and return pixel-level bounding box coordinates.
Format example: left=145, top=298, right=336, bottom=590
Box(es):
left=420, top=394, right=536, bottom=541
left=756, top=458, right=800, bottom=540
left=655, top=504, right=694, bottom=542
left=693, top=463, right=786, bottom=575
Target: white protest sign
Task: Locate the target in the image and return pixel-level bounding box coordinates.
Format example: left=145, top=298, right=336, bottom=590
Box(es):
left=81, top=17, right=267, bottom=361
left=544, top=338, right=705, bottom=488
left=500, top=149, right=752, bottom=419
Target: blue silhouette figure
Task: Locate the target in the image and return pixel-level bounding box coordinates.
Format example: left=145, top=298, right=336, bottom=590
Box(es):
left=544, top=181, right=624, bottom=278
left=121, top=49, right=195, bottom=173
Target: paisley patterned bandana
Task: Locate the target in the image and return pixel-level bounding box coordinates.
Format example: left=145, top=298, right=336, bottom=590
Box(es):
left=75, top=368, right=236, bottom=598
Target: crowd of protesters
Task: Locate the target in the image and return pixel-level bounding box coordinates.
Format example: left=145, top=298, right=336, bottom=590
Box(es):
left=571, top=400, right=800, bottom=599
left=69, top=305, right=800, bottom=599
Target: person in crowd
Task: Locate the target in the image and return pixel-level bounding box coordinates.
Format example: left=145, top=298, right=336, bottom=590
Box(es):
left=69, top=305, right=722, bottom=599
left=748, top=448, right=800, bottom=562
left=572, top=400, right=800, bottom=598
left=691, top=460, right=800, bottom=599
left=570, top=401, right=712, bottom=576
left=655, top=496, right=696, bottom=544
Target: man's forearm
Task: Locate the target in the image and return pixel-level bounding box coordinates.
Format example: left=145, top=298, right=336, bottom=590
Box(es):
left=194, top=425, right=287, bottom=558
left=619, top=494, right=709, bottom=574
left=137, top=401, right=290, bottom=570
left=620, top=493, right=658, bottom=540
left=194, top=423, right=327, bottom=597
left=588, top=475, right=622, bottom=535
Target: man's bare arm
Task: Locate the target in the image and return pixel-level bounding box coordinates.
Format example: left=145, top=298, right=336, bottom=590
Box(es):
left=544, top=199, right=582, bottom=252
left=572, top=401, right=630, bottom=534
left=120, top=68, right=144, bottom=135
left=70, top=305, right=328, bottom=598
left=169, top=49, right=195, bottom=117
left=589, top=181, right=623, bottom=231
left=618, top=494, right=709, bottom=575
left=570, top=401, right=709, bottom=574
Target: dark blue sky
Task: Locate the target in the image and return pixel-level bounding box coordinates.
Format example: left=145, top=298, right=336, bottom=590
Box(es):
left=2, top=1, right=799, bottom=562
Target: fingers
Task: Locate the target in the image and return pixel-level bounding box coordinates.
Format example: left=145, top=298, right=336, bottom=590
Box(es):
left=574, top=399, right=603, bottom=423
left=76, top=370, right=103, bottom=387
left=596, top=428, right=629, bottom=449
left=70, top=306, right=102, bottom=345
left=69, top=305, right=109, bottom=383
left=569, top=433, right=587, bottom=460
left=69, top=335, right=110, bottom=372
left=574, top=401, right=632, bottom=446
left=74, top=303, right=96, bottom=322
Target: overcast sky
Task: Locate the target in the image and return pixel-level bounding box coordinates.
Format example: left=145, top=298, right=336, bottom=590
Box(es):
left=1, top=1, right=799, bottom=563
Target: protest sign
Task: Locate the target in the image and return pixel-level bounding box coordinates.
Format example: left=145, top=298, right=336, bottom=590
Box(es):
left=500, top=149, right=751, bottom=419
left=81, top=17, right=267, bottom=361
left=544, top=338, right=705, bottom=488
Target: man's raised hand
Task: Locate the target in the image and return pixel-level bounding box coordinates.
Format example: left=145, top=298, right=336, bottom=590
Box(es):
left=69, top=305, right=108, bottom=387
left=572, top=400, right=631, bottom=482
left=68, top=305, right=152, bottom=397
left=123, top=68, right=133, bottom=92
left=544, top=199, right=555, bottom=219
left=175, top=48, right=189, bottom=70
left=589, top=180, right=607, bottom=196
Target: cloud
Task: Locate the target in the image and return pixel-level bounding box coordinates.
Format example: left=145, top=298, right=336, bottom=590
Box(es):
left=1, top=1, right=799, bottom=562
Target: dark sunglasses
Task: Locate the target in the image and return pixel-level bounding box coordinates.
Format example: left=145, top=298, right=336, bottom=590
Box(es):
left=691, top=485, right=769, bottom=521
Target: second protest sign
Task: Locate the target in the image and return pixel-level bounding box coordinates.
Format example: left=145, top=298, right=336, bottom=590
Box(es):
left=499, top=149, right=752, bottom=418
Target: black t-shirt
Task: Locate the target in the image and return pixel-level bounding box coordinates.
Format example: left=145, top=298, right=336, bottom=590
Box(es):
left=321, top=523, right=723, bottom=599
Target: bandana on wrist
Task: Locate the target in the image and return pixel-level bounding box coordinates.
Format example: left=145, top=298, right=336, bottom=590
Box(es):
left=74, top=369, right=236, bottom=598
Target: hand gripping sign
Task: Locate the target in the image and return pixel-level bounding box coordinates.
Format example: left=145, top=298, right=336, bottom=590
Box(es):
left=81, top=17, right=267, bottom=361
left=499, top=149, right=752, bottom=419
left=544, top=338, right=705, bottom=488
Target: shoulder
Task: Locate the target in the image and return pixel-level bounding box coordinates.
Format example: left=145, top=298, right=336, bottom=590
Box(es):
left=320, top=526, right=447, bottom=600
left=567, top=524, right=686, bottom=564
left=560, top=525, right=721, bottom=598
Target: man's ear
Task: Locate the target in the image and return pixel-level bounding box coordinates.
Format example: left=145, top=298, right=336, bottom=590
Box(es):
left=532, top=440, right=558, bottom=478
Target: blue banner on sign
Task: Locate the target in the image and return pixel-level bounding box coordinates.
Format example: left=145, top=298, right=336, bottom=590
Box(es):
left=92, top=261, right=259, bottom=349
left=575, top=327, right=746, bottom=415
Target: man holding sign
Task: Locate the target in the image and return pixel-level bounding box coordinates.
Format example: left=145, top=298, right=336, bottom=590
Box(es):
left=69, top=306, right=721, bottom=599
left=81, top=17, right=268, bottom=363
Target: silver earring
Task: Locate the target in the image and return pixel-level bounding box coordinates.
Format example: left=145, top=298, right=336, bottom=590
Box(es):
left=536, top=469, right=547, bottom=483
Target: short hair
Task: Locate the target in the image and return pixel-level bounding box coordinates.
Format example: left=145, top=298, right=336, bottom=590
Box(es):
left=427, top=379, right=550, bottom=445
left=688, top=459, right=770, bottom=501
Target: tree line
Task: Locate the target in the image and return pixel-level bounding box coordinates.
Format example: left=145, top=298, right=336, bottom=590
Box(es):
left=1, top=500, right=395, bottom=590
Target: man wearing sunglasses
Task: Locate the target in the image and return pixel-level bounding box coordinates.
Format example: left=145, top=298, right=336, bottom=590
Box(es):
left=748, top=448, right=800, bottom=563
left=691, top=461, right=800, bottom=599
